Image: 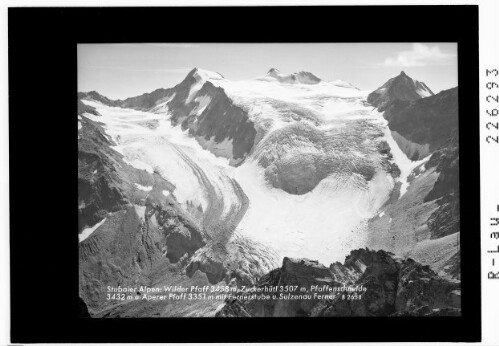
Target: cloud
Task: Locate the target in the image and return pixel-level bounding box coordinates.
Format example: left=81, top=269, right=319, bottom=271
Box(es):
left=382, top=43, right=456, bottom=67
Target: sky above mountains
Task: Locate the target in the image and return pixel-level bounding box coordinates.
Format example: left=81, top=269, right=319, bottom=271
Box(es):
left=78, top=43, right=457, bottom=100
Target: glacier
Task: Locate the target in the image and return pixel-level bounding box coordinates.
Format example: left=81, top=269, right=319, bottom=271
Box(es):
left=79, top=69, right=415, bottom=268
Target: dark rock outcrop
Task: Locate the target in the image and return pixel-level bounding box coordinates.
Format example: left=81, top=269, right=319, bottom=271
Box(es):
left=180, top=81, right=257, bottom=162
left=78, top=98, right=100, bottom=116
left=79, top=202, right=206, bottom=312
left=79, top=296, right=91, bottom=318
left=423, top=129, right=460, bottom=239
left=78, top=117, right=129, bottom=231
left=424, top=129, right=459, bottom=201
left=148, top=203, right=206, bottom=263
left=78, top=91, right=120, bottom=107
left=383, top=87, right=458, bottom=160
left=118, top=88, right=175, bottom=110
left=216, top=249, right=460, bottom=317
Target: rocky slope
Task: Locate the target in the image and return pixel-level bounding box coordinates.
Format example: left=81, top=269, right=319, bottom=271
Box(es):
left=78, top=109, right=218, bottom=316
left=365, top=74, right=459, bottom=280
left=216, top=249, right=461, bottom=317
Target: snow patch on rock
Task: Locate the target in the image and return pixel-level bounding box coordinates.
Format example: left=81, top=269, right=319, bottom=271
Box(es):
left=191, top=95, right=212, bottom=116
left=378, top=115, right=430, bottom=198
left=134, top=183, right=153, bottom=192
left=79, top=218, right=107, bottom=243
left=391, top=130, right=430, bottom=161
left=134, top=205, right=146, bottom=220
left=196, top=135, right=235, bottom=163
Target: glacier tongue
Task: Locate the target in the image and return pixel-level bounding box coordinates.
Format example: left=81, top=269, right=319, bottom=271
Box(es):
left=233, top=161, right=393, bottom=265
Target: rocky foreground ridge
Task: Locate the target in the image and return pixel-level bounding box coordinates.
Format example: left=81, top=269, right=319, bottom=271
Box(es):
left=216, top=248, right=461, bottom=317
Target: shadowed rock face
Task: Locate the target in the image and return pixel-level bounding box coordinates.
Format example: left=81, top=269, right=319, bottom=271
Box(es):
left=384, top=87, right=458, bottom=160
left=425, top=129, right=459, bottom=201
left=216, top=249, right=460, bottom=317
left=184, top=82, right=257, bottom=162
left=424, top=130, right=460, bottom=239
left=78, top=116, right=129, bottom=230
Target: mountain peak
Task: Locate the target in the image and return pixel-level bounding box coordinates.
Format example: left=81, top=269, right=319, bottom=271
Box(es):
left=367, top=72, right=434, bottom=111
left=267, top=68, right=280, bottom=74
left=187, top=67, right=224, bottom=82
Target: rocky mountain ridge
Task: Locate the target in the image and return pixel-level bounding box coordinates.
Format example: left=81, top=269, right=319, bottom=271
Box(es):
left=216, top=248, right=461, bottom=317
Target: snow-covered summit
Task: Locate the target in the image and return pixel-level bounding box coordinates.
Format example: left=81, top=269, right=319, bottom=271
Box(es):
left=188, top=67, right=225, bottom=82
left=331, top=79, right=360, bottom=90
left=259, top=68, right=322, bottom=85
